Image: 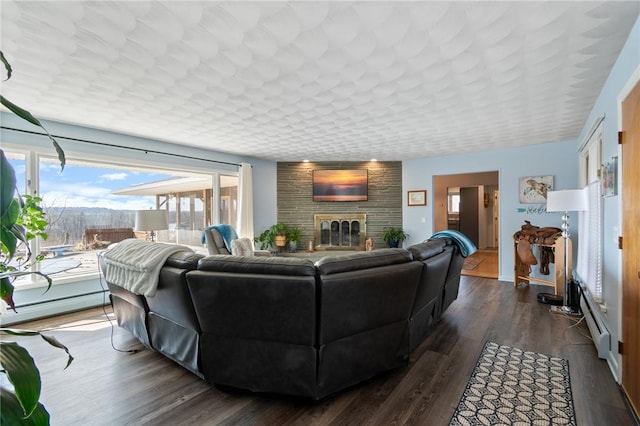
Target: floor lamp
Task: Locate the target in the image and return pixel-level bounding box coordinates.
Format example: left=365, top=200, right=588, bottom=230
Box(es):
left=545, top=189, right=587, bottom=314
left=135, top=210, right=168, bottom=242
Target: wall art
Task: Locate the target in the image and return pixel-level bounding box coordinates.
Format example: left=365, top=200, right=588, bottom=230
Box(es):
left=407, top=190, right=427, bottom=206
left=602, top=156, right=618, bottom=197
left=313, top=169, right=368, bottom=202
left=519, top=175, right=553, bottom=204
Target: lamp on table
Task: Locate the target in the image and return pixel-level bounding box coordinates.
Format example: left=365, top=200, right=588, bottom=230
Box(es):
left=135, top=210, right=168, bottom=243
left=545, top=188, right=587, bottom=314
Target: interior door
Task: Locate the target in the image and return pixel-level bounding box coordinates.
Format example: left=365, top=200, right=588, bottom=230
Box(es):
left=459, top=186, right=479, bottom=247
left=493, top=189, right=500, bottom=247
left=622, top=80, right=640, bottom=416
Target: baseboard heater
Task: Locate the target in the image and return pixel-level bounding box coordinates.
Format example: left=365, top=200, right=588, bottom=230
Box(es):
left=579, top=284, right=610, bottom=359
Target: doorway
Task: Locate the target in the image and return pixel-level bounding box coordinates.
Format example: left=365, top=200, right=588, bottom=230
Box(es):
left=621, top=79, right=640, bottom=417
left=434, top=171, right=499, bottom=279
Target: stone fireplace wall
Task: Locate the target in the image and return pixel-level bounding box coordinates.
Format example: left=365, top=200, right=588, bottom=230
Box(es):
left=276, top=161, right=403, bottom=249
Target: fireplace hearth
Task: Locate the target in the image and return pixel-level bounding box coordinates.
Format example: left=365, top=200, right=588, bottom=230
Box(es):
left=313, top=214, right=367, bottom=251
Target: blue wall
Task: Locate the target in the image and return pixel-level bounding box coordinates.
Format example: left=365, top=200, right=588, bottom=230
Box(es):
left=573, top=15, right=640, bottom=379
left=402, top=139, right=579, bottom=282
left=403, top=15, right=640, bottom=381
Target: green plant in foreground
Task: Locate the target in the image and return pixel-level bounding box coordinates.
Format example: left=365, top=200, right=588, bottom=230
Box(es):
left=1, top=50, right=72, bottom=426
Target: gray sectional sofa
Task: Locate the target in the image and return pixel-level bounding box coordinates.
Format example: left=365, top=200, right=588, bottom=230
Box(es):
left=101, top=238, right=464, bottom=400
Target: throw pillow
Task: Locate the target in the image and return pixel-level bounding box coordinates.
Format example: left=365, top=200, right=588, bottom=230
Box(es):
left=231, top=237, right=254, bottom=256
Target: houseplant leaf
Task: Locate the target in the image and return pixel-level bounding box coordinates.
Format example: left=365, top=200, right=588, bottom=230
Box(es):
left=0, top=222, right=19, bottom=258
left=0, top=96, right=65, bottom=171
left=1, top=329, right=74, bottom=369
left=1, top=150, right=17, bottom=214
left=0, top=277, right=16, bottom=309
left=1, top=386, right=50, bottom=426
left=1, top=50, right=13, bottom=80
left=0, top=341, right=41, bottom=418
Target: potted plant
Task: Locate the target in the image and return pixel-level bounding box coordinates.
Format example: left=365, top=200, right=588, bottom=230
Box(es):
left=271, top=223, right=289, bottom=248
left=254, top=228, right=275, bottom=250
left=287, top=226, right=302, bottom=253
left=1, top=51, right=72, bottom=426
left=381, top=227, right=409, bottom=248
left=254, top=223, right=290, bottom=251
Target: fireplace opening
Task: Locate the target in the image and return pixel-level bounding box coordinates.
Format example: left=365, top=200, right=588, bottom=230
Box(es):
left=313, top=214, right=366, bottom=251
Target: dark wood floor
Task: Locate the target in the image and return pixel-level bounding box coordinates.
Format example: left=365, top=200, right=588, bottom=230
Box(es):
left=2, top=277, right=634, bottom=426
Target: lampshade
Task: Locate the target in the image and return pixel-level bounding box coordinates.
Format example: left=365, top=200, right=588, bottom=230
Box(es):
left=135, top=210, right=168, bottom=232
left=546, top=189, right=587, bottom=212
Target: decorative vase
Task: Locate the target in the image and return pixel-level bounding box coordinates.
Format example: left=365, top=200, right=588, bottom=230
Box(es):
left=289, top=241, right=298, bottom=253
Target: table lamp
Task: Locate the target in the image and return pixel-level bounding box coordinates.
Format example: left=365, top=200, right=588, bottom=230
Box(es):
left=135, top=210, right=168, bottom=242
left=545, top=188, right=587, bottom=314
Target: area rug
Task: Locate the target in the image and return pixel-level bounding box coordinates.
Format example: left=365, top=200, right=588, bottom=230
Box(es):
left=450, top=341, right=576, bottom=426
left=463, top=257, right=484, bottom=270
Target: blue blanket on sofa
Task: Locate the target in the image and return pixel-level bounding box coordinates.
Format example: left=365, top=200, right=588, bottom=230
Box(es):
left=430, top=230, right=477, bottom=258
left=201, top=224, right=238, bottom=252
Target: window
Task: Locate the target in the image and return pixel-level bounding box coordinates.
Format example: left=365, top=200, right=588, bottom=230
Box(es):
left=5, top=151, right=26, bottom=194
left=448, top=193, right=460, bottom=213
left=5, top=151, right=234, bottom=284
left=219, top=174, right=238, bottom=226
left=576, top=118, right=604, bottom=303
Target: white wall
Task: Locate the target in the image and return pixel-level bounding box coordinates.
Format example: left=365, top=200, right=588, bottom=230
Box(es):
left=574, top=15, right=640, bottom=380
left=402, top=139, right=580, bottom=282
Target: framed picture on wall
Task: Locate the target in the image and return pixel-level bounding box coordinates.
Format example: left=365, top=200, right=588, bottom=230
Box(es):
left=313, top=169, right=368, bottom=201
left=602, top=156, right=618, bottom=197
left=519, top=176, right=553, bottom=204
left=408, top=190, right=427, bottom=206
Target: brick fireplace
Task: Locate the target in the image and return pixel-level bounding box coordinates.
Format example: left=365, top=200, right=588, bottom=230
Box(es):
left=277, top=161, right=402, bottom=249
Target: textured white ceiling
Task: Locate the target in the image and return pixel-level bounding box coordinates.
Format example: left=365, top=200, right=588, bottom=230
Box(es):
left=1, top=1, right=638, bottom=162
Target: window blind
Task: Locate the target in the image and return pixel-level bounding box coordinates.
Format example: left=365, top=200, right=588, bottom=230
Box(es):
left=576, top=181, right=603, bottom=302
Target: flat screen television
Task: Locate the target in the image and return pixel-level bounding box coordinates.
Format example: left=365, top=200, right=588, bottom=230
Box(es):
left=313, top=169, right=368, bottom=202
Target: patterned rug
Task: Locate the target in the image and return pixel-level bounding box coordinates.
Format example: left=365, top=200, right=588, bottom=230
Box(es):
left=463, top=257, right=484, bottom=270
left=450, top=341, right=576, bottom=426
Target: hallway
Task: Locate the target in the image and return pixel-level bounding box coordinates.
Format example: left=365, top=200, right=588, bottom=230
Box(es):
left=461, top=248, right=499, bottom=279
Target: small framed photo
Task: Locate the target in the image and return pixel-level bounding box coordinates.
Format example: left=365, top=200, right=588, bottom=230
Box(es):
left=602, top=156, right=618, bottom=197
left=408, top=190, right=427, bottom=206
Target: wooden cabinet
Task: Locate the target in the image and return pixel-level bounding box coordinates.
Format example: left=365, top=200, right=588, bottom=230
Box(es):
left=514, top=237, right=571, bottom=296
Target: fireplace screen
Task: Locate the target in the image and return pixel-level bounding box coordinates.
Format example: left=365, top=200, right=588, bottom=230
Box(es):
left=314, top=214, right=366, bottom=250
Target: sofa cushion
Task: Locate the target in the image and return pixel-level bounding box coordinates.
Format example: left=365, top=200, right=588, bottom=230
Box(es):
left=315, top=248, right=412, bottom=275
left=231, top=237, right=254, bottom=256
left=197, top=255, right=316, bottom=276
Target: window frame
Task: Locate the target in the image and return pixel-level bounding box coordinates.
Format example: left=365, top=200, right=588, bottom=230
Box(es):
left=3, top=142, right=238, bottom=289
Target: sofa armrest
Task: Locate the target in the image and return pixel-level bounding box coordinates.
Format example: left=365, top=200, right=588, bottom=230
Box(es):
left=407, top=239, right=446, bottom=261
left=165, top=251, right=204, bottom=269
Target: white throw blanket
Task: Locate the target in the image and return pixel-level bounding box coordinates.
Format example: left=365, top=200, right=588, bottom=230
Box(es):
left=104, top=239, right=193, bottom=296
